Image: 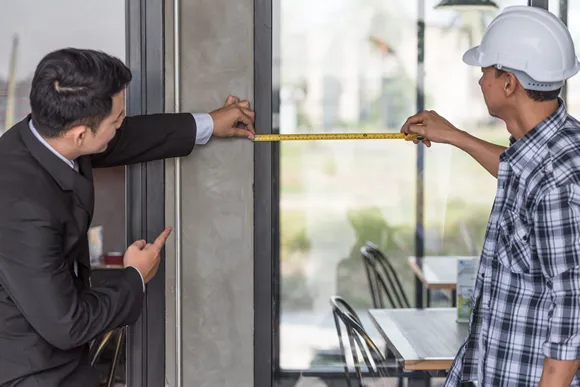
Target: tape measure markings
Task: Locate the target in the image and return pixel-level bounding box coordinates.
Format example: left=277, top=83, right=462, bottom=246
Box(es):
left=252, top=132, right=424, bottom=142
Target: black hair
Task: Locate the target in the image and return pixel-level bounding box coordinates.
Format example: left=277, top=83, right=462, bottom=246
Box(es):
left=494, top=68, right=560, bottom=102
left=29, top=48, right=132, bottom=138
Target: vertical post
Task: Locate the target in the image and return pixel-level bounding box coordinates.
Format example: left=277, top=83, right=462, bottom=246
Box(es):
left=173, top=0, right=183, bottom=386
left=527, top=0, right=549, bottom=9
left=559, top=0, right=568, bottom=104
left=415, top=0, right=426, bottom=309
left=254, top=0, right=274, bottom=385
left=125, top=0, right=166, bottom=386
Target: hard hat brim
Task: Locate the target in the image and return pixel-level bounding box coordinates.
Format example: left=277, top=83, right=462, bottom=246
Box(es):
left=463, top=46, right=482, bottom=67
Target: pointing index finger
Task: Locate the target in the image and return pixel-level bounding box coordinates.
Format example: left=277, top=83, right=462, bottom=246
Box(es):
left=153, top=226, right=173, bottom=250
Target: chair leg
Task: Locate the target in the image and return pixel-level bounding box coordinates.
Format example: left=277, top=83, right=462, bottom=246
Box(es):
left=106, top=328, right=125, bottom=387
left=90, top=330, right=116, bottom=367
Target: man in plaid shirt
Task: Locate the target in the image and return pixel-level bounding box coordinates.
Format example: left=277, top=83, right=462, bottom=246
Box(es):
left=402, top=6, right=580, bottom=386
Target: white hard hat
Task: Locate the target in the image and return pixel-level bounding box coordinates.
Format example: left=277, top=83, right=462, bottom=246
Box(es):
left=463, top=5, right=580, bottom=91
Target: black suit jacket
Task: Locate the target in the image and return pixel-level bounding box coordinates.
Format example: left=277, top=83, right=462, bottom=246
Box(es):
left=0, top=113, right=196, bottom=387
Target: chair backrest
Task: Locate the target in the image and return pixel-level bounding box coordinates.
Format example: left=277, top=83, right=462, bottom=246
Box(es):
left=361, top=242, right=411, bottom=309
left=360, top=245, right=396, bottom=309
left=330, top=296, right=389, bottom=386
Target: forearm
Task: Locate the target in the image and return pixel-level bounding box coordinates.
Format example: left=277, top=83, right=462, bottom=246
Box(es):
left=539, top=357, right=580, bottom=387
left=2, top=265, right=144, bottom=350
left=91, top=113, right=196, bottom=168
left=448, top=129, right=506, bottom=178
left=64, top=268, right=144, bottom=348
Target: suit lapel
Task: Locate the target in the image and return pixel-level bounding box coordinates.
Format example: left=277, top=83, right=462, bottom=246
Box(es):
left=19, top=117, right=94, bottom=274
left=76, top=155, right=95, bottom=222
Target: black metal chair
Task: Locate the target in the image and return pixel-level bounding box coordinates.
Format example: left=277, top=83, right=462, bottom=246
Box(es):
left=89, top=327, right=125, bottom=387
left=330, top=295, right=401, bottom=386
left=361, top=242, right=411, bottom=309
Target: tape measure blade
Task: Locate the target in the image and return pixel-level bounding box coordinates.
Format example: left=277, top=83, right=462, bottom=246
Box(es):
left=252, top=132, right=421, bottom=141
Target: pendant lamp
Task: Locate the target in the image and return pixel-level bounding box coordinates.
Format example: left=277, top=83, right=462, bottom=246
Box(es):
left=435, top=0, right=499, bottom=11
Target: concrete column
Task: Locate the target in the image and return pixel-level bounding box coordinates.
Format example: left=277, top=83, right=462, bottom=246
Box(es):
left=164, top=0, right=254, bottom=386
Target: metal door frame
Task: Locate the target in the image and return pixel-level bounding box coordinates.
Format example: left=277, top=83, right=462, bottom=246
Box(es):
left=125, top=0, right=166, bottom=386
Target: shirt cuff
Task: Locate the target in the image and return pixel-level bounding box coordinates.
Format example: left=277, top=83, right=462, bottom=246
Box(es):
left=191, top=113, right=213, bottom=145
left=543, top=338, right=580, bottom=360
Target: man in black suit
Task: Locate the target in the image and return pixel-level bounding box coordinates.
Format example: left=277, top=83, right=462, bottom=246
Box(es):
left=0, top=48, right=255, bottom=387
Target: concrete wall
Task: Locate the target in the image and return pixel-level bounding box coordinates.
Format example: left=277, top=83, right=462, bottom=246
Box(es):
left=164, top=0, right=254, bottom=386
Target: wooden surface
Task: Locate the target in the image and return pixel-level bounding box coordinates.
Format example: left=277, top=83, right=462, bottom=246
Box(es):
left=369, top=308, right=468, bottom=371
left=408, top=256, right=476, bottom=289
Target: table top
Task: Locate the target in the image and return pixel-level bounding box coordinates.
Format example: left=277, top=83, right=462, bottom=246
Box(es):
left=369, top=308, right=468, bottom=371
left=408, top=256, right=477, bottom=289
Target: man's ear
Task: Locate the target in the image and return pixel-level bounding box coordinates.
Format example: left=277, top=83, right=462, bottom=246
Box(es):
left=504, top=72, right=519, bottom=97
left=63, top=125, right=90, bottom=147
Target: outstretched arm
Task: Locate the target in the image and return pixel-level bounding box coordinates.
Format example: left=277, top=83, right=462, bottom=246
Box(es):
left=91, top=96, right=256, bottom=169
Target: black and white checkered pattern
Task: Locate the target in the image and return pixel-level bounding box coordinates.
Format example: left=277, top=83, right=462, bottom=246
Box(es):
left=445, top=99, right=580, bottom=386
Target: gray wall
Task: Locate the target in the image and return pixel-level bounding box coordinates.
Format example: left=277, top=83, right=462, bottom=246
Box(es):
left=164, top=0, right=254, bottom=386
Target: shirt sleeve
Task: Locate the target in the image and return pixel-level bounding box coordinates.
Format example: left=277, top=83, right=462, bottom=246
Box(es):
left=533, top=184, right=580, bottom=360
left=191, top=113, right=213, bottom=145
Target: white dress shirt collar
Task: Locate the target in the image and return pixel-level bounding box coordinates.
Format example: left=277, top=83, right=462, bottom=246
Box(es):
left=28, top=119, right=77, bottom=170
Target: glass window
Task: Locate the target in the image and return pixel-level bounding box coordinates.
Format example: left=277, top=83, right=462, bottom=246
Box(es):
left=276, top=0, right=527, bottom=378
left=0, top=0, right=127, bottom=383
left=276, top=0, right=417, bottom=372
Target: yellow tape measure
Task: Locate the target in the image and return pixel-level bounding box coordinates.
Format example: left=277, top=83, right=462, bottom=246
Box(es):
left=252, top=132, right=423, bottom=142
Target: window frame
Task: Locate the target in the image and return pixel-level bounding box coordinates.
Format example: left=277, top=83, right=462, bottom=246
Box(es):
left=124, top=0, right=166, bottom=386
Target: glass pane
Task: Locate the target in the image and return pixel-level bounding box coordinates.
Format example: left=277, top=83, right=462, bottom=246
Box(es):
left=276, top=0, right=417, bottom=373
left=277, top=0, right=529, bottom=380
left=423, top=0, right=525, bottom=309
left=0, top=1, right=127, bottom=385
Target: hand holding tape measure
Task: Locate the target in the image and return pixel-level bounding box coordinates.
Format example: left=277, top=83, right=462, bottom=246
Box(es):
left=401, top=110, right=461, bottom=148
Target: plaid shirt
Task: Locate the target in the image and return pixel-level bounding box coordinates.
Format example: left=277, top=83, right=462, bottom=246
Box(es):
left=445, top=99, right=580, bottom=386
